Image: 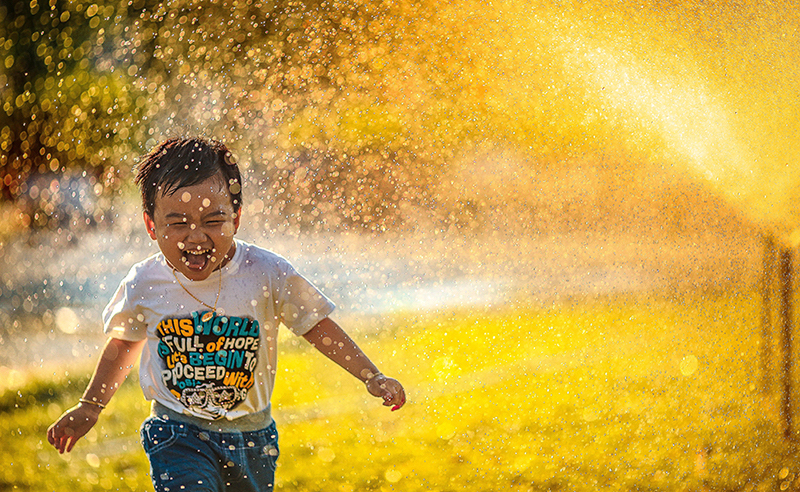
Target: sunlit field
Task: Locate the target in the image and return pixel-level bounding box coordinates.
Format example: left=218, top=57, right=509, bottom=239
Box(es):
left=3, top=291, right=795, bottom=491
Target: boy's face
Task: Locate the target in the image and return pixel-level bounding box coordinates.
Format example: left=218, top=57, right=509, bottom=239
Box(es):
left=144, top=176, right=240, bottom=281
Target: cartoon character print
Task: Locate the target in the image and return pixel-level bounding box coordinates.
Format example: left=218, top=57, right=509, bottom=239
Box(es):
left=157, top=311, right=260, bottom=419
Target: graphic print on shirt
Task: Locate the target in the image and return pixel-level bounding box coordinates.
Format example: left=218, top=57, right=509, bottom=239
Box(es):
left=157, top=311, right=259, bottom=419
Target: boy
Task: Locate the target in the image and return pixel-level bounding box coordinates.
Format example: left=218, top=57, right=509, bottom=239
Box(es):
left=47, top=137, right=406, bottom=491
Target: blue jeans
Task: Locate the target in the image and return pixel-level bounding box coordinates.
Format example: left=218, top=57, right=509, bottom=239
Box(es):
left=141, top=415, right=279, bottom=492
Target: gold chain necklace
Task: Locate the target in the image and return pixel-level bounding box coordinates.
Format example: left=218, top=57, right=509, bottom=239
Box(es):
left=171, top=268, right=222, bottom=322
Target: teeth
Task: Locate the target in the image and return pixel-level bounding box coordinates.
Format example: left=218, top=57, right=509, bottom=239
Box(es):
left=185, top=249, right=210, bottom=255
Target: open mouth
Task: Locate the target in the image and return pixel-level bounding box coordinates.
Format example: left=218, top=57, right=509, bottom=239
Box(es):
left=182, top=248, right=212, bottom=271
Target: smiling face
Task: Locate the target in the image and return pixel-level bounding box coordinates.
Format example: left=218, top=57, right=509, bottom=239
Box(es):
left=144, top=175, right=241, bottom=281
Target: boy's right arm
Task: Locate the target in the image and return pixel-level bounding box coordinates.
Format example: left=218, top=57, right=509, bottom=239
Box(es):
left=47, top=337, right=145, bottom=454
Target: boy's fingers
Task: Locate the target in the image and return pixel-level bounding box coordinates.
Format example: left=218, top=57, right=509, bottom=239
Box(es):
left=47, top=422, right=75, bottom=453
left=382, top=386, right=406, bottom=411
left=47, top=427, right=62, bottom=450
left=372, top=377, right=405, bottom=410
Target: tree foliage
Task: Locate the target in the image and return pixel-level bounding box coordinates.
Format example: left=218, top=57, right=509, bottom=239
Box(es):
left=0, top=0, right=148, bottom=202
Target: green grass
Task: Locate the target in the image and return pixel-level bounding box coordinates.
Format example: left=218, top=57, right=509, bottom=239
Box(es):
left=2, top=291, right=797, bottom=491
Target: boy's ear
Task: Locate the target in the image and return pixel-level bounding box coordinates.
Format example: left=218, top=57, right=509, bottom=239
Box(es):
left=143, top=212, right=158, bottom=240
left=234, top=209, right=242, bottom=233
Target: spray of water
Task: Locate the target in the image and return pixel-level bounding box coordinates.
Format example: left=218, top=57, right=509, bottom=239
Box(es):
left=477, top=1, right=800, bottom=241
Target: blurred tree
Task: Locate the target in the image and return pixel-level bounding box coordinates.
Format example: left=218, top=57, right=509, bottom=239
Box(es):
left=0, top=0, right=149, bottom=209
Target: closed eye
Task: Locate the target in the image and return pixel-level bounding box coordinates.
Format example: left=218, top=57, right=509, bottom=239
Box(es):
left=203, top=211, right=230, bottom=226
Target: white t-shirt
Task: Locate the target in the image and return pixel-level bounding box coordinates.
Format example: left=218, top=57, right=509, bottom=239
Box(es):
left=102, top=239, right=335, bottom=421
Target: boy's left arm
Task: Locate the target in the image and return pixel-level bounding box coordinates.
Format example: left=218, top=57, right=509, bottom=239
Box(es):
left=303, top=317, right=406, bottom=411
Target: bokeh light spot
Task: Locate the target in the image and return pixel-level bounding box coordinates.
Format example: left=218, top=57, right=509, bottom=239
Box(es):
left=680, top=355, right=698, bottom=376
left=85, top=453, right=100, bottom=468
left=385, top=469, right=402, bottom=483
left=54, top=307, right=80, bottom=334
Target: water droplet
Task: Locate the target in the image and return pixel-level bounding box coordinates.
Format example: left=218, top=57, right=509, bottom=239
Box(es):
left=385, top=469, right=402, bottom=483
left=679, top=355, right=698, bottom=376
left=436, top=422, right=457, bottom=440
left=317, top=447, right=335, bottom=462
left=54, top=307, right=79, bottom=334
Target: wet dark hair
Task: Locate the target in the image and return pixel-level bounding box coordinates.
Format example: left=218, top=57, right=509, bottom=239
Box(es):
left=134, top=137, right=243, bottom=218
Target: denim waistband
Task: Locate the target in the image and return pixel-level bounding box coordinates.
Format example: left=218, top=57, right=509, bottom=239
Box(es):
left=150, top=400, right=274, bottom=433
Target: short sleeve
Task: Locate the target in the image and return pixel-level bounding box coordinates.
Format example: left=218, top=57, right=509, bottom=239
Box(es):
left=278, top=264, right=335, bottom=336
left=102, top=273, right=147, bottom=341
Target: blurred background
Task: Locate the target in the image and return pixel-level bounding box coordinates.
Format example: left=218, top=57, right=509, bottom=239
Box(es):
left=1, top=0, right=800, bottom=490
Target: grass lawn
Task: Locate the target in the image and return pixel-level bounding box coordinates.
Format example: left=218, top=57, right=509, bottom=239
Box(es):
left=1, top=291, right=796, bottom=491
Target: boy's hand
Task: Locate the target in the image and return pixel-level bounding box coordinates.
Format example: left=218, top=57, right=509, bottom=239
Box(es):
left=366, top=374, right=406, bottom=411
left=46, top=403, right=102, bottom=453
